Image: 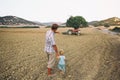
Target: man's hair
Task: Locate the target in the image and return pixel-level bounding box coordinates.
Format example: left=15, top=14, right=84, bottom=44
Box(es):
left=51, top=24, right=59, bottom=30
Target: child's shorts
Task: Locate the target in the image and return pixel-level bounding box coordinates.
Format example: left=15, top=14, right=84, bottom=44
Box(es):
left=58, top=64, right=65, bottom=72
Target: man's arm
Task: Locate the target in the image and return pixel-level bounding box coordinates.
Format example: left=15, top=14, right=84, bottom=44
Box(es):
left=52, top=45, right=59, bottom=57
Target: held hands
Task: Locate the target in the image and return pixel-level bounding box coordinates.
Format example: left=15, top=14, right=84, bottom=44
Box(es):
left=56, top=53, right=59, bottom=58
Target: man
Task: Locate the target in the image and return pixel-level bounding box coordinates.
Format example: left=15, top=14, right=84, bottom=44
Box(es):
left=44, top=24, right=59, bottom=76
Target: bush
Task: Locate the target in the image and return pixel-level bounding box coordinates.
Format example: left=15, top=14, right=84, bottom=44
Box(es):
left=104, top=24, right=110, bottom=27
left=45, top=26, right=67, bottom=28
left=0, top=26, right=8, bottom=28
left=111, top=27, right=120, bottom=32
left=20, top=26, right=39, bottom=28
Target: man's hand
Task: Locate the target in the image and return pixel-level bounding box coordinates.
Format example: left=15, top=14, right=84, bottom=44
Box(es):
left=52, top=45, right=59, bottom=58
left=56, top=53, right=59, bottom=58
left=55, top=31, right=60, bottom=34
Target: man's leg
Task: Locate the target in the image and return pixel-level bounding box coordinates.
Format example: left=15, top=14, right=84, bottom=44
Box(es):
left=47, top=53, right=55, bottom=76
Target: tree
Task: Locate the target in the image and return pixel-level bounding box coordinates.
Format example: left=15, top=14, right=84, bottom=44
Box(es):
left=66, top=16, right=88, bottom=29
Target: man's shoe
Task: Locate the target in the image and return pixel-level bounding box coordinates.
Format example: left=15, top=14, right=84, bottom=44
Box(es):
left=48, top=73, right=56, bottom=77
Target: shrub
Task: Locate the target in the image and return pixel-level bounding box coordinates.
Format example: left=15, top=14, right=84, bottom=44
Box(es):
left=104, top=24, right=110, bottom=27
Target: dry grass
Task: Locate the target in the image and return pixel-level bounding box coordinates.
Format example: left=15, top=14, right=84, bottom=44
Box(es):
left=0, top=28, right=120, bottom=80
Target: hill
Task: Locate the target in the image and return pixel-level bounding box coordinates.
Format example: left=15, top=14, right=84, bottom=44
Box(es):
left=89, top=17, right=120, bottom=27
left=88, top=21, right=99, bottom=26
left=0, top=16, right=43, bottom=26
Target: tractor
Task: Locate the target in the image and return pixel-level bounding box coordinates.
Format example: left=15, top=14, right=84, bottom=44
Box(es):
left=63, top=28, right=81, bottom=36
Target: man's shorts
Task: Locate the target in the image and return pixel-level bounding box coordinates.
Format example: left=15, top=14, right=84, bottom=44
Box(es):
left=46, top=52, right=55, bottom=68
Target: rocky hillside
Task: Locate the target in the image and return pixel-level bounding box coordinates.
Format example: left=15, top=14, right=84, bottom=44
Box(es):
left=100, top=17, right=120, bottom=25
left=89, top=17, right=120, bottom=27
left=0, top=16, right=43, bottom=25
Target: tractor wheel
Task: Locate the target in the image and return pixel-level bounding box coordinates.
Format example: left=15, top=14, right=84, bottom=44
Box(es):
left=77, top=33, right=80, bottom=36
left=68, top=30, right=72, bottom=35
left=77, top=31, right=80, bottom=36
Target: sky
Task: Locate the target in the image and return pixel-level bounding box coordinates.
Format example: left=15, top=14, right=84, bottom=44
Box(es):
left=0, top=0, right=120, bottom=22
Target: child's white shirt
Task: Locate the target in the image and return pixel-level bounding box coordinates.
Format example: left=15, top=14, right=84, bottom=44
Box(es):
left=58, top=55, right=65, bottom=65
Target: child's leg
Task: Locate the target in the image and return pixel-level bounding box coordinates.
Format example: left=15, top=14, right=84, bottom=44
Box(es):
left=61, top=65, right=65, bottom=73
left=58, top=64, right=62, bottom=70
left=63, top=65, right=65, bottom=72
left=58, top=64, right=66, bottom=74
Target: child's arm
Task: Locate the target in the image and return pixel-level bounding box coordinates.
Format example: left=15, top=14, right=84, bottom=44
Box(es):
left=57, top=56, right=60, bottom=59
